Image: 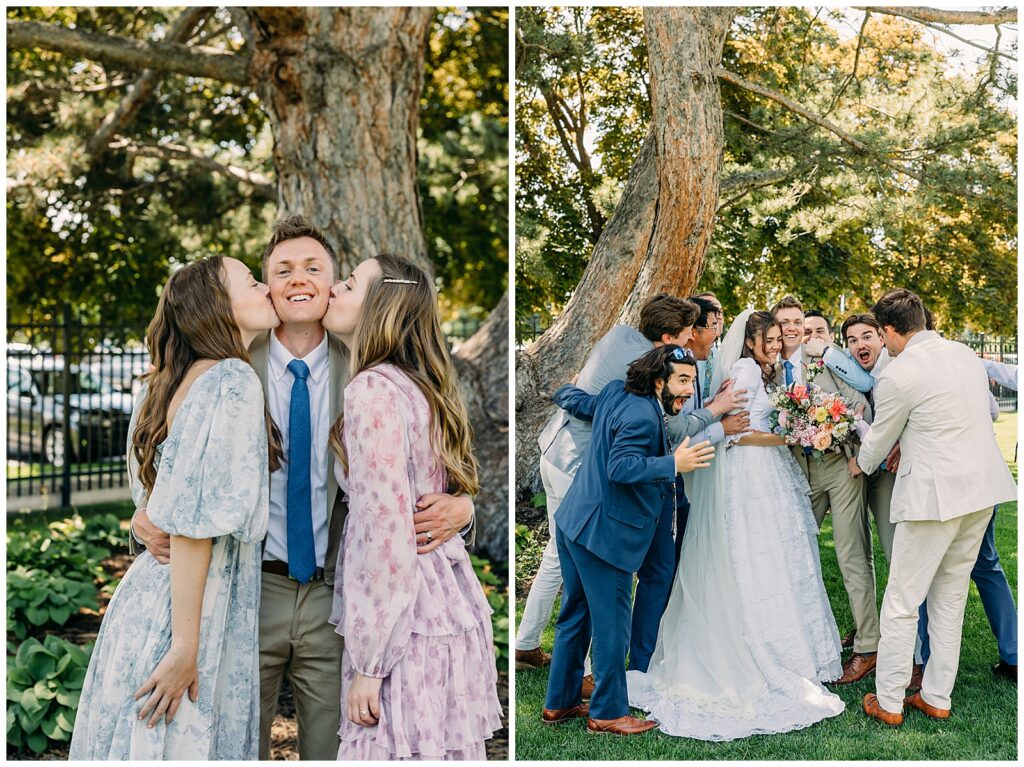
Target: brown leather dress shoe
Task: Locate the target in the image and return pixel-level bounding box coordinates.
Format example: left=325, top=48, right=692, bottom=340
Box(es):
left=862, top=693, right=903, bottom=726
left=993, top=660, right=1017, bottom=684
left=515, top=647, right=551, bottom=670
left=581, top=674, right=595, bottom=701
left=903, top=691, right=950, bottom=720
left=834, top=652, right=877, bottom=685
left=587, top=714, right=658, bottom=736
left=541, top=703, right=589, bottom=724
left=907, top=663, right=924, bottom=693
left=841, top=628, right=856, bottom=650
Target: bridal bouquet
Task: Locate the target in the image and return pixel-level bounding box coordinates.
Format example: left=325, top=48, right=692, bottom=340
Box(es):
left=768, top=377, right=862, bottom=460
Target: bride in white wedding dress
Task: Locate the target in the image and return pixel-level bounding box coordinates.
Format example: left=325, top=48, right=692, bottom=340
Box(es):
left=627, top=309, right=845, bottom=741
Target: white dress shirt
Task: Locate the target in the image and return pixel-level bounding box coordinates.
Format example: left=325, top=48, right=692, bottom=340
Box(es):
left=264, top=333, right=331, bottom=568
left=783, top=346, right=804, bottom=384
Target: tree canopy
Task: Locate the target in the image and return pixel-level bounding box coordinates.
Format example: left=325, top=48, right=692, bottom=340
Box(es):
left=515, top=7, right=1017, bottom=335
left=7, top=6, right=508, bottom=331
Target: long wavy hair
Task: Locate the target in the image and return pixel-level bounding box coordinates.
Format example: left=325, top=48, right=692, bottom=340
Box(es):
left=740, top=310, right=782, bottom=392
left=328, top=254, right=479, bottom=497
left=132, top=256, right=283, bottom=494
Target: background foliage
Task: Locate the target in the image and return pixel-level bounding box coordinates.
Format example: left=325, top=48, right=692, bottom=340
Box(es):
left=7, top=6, right=508, bottom=331
left=515, top=7, right=1017, bottom=334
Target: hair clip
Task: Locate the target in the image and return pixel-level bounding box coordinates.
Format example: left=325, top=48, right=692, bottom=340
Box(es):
left=382, top=278, right=418, bottom=285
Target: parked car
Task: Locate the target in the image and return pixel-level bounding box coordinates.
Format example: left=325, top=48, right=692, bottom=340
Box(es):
left=7, top=357, right=133, bottom=467
left=83, top=346, right=151, bottom=394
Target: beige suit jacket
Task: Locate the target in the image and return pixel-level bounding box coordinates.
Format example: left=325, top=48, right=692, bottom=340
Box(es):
left=857, top=331, right=1016, bottom=522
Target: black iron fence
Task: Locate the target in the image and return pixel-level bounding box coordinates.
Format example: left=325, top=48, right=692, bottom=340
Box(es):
left=7, top=307, right=146, bottom=505
left=8, top=308, right=484, bottom=508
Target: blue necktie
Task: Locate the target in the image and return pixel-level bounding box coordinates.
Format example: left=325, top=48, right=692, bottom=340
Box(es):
left=286, top=359, right=315, bottom=583
left=783, top=359, right=795, bottom=386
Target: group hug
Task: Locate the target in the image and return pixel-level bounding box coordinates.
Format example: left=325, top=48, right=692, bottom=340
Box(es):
left=67, top=217, right=503, bottom=760
left=517, top=289, right=1017, bottom=739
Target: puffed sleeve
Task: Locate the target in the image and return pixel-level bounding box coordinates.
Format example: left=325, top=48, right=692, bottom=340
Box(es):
left=726, top=358, right=763, bottom=444
left=145, top=359, right=270, bottom=543
left=335, top=370, right=418, bottom=677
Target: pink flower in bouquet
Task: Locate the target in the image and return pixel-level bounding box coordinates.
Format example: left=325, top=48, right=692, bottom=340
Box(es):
left=813, top=431, right=833, bottom=451
left=828, top=399, right=847, bottom=419
left=792, top=384, right=808, bottom=400
left=778, top=410, right=789, bottom=428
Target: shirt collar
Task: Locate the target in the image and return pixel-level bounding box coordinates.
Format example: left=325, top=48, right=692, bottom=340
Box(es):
left=268, top=332, right=329, bottom=384
left=787, top=346, right=802, bottom=365
left=904, top=330, right=938, bottom=350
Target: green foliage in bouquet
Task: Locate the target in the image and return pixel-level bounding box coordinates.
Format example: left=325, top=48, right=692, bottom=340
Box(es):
left=6, top=635, right=92, bottom=754
left=7, top=568, right=99, bottom=640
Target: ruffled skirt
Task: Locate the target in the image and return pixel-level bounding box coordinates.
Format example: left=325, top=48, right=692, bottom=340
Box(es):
left=337, top=621, right=503, bottom=759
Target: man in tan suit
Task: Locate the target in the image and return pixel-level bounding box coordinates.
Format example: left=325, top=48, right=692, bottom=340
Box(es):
left=133, top=217, right=474, bottom=759
left=859, top=289, right=1016, bottom=725
left=771, top=296, right=876, bottom=685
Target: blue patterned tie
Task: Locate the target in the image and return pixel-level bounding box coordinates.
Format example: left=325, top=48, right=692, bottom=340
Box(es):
left=783, top=359, right=795, bottom=386
left=286, top=359, right=315, bottom=583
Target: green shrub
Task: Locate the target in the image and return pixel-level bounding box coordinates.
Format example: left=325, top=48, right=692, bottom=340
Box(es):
left=514, top=523, right=546, bottom=594
left=472, top=555, right=510, bottom=669
left=7, top=568, right=99, bottom=641
left=6, top=635, right=92, bottom=754
left=7, top=513, right=124, bottom=585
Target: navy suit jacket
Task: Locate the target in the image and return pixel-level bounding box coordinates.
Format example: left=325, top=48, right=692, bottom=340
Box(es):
left=552, top=380, right=677, bottom=574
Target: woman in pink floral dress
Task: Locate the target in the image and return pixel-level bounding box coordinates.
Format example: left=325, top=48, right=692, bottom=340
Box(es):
left=322, top=253, right=503, bottom=760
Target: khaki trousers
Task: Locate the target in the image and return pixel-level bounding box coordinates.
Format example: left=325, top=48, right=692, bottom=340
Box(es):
left=259, top=571, right=344, bottom=760
left=866, top=470, right=897, bottom=564
left=802, top=451, right=878, bottom=653
left=875, top=506, right=994, bottom=713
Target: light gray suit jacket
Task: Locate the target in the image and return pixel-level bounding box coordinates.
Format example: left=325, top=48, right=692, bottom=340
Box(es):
left=539, top=325, right=716, bottom=476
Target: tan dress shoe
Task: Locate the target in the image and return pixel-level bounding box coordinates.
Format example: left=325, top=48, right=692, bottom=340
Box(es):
left=834, top=652, right=877, bottom=684
left=903, top=691, right=950, bottom=720
left=515, top=647, right=551, bottom=670
left=581, top=674, right=595, bottom=701
left=587, top=714, right=658, bottom=736
left=541, top=703, right=589, bottom=724
left=862, top=693, right=903, bottom=726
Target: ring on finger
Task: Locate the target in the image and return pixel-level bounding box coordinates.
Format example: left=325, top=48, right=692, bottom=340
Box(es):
left=425, top=530, right=433, bottom=543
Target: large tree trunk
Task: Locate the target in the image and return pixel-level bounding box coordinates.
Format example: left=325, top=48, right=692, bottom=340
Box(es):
left=246, top=7, right=432, bottom=273
left=515, top=7, right=735, bottom=499
left=243, top=8, right=509, bottom=561
left=454, top=292, right=510, bottom=560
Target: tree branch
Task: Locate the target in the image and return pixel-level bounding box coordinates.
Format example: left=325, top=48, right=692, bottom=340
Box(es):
left=861, top=7, right=1017, bottom=26
left=86, top=8, right=214, bottom=159
left=7, top=20, right=251, bottom=85
left=716, top=66, right=927, bottom=186
left=113, top=138, right=276, bottom=200
left=718, top=167, right=803, bottom=211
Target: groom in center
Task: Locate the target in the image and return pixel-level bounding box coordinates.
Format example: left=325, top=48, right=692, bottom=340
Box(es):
left=541, top=345, right=714, bottom=736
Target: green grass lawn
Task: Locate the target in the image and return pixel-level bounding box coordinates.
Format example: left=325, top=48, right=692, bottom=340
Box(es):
left=514, top=413, right=1018, bottom=760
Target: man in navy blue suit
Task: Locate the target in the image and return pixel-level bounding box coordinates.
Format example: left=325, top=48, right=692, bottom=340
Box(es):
left=541, top=345, right=715, bottom=736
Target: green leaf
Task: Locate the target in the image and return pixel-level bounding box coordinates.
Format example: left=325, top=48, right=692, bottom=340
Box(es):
left=40, top=715, right=62, bottom=739
left=17, top=703, right=46, bottom=733
left=56, top=709, right=75, bottom=732
left=32, top=680, right=57, bottom=701
left=25, top=606, right=50, bottom=626
left=7, top=664, right=32, bottom=687
left=49, top=606, right=71, bottom=625
left=20, top=686, right=43, bottom=714
left=15, top=637, right=43, bottom=668
left=55, top=652, right=73, bottom=676
left=26, top=727, right=49, bottom=754
left=55, top=689, right=80, bottom=708
left=26, top=651, right=57, bottom=682
left=63, top=667, right=87, bottom=690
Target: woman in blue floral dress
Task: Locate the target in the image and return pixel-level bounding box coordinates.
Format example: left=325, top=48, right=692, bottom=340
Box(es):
left=69, top=256, right=283, bottom=759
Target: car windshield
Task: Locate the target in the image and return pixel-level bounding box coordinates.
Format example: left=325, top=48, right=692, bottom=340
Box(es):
left=30, top=369, right=110, bottom=397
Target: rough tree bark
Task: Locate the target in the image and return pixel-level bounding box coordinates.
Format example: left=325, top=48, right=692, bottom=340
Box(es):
left=245, top=7, right=432, bottom=271
left=9, top=8, right=510, bottom=560
left=515, top=7, right=736, bottom=499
